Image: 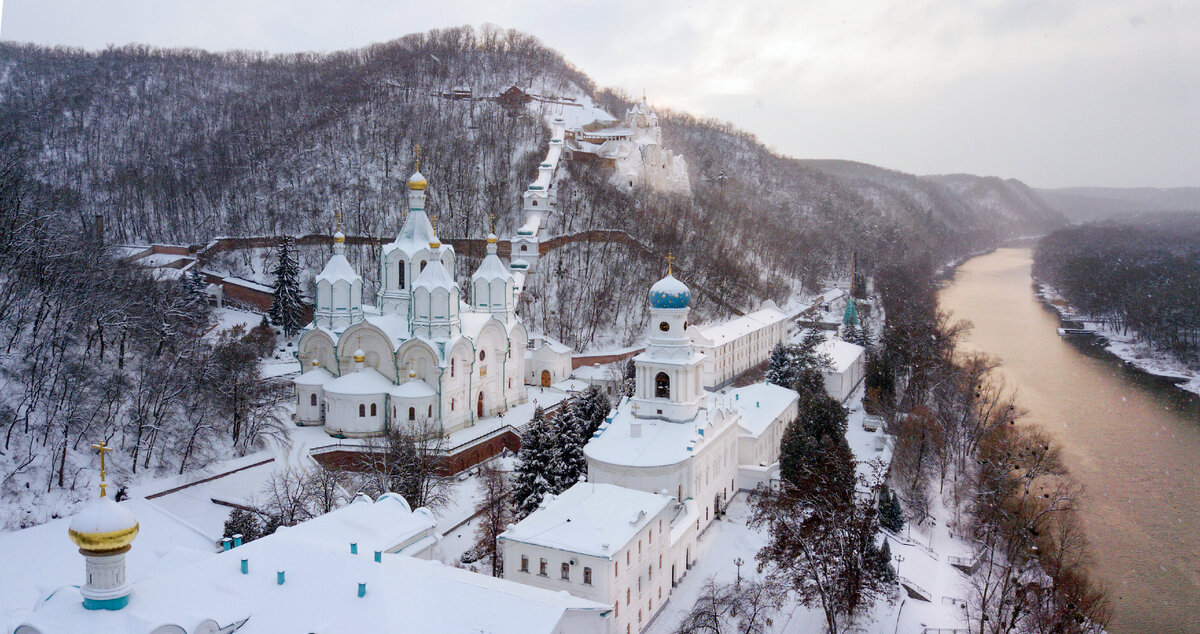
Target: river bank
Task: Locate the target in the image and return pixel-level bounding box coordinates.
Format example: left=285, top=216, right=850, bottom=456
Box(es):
left=1033, top=282, right=1200, bottom=396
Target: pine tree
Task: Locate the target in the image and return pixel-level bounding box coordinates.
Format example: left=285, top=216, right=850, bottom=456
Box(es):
left=512, top=408, right=553, bottom=520
left=572, top=385, right=611, bottom=437
left=268, top=236, right=305, bottom=337
left=223, top=508, right=264, bottom=543
left=554, top=409, right=588, bottom=490
left=184, top=266, right=207, bottom=302
left=766, top=330, right=833, bottom=398
left=878, top=486, right=904, bottom=532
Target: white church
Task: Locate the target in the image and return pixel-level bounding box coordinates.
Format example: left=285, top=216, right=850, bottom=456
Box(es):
left=292, top=167, right=529, bottom=438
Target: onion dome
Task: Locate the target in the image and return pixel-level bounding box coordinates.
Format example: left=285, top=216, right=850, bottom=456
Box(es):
left=333, top=229, right=346, bottom=244
left=486, top=232, right=498, bottom=245
left=353, top=349, right=366, bottom=363
left=648, top=274, right=690, bottom=309
left=312, top=358, right=321, bottom=367
left=408, top=171, right=427, bottom=191
left=69, top=498, right=139, bottom=553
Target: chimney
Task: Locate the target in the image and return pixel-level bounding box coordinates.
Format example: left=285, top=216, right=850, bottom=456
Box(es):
left=233, top=534, right=243, bottom=547
left=630, top=420, right=642, bottom=437
left=277, top=570, right=285, bottom=585
left=222, top=538, right=232, bottom=551
left=240, top=559, right=248, bottom=575
left=374, top=551, right=382, bottom=563
left=358, top=582, right=367, bottom=598
left=350, top=542, right=358, bottom=555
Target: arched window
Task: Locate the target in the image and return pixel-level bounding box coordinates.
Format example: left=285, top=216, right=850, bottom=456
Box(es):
left=310, top=393, right=317, bottom=406
left=370, top=403, right=377, bottom=417
left=420, top=260, right=427, bottom=272
left=655, top=372, right=670, bottom=399
left=479, top=350, right=486, bottom=361
left=428, top=404, right=433, bottom=417
left=408, top=407, right=416, bottom=421
left=398, top=261, right=406, bottom=289
left=359, top=404, right=366, bottom=417
left=451, top=359, right=455, bottom=378
left=451, top=398, right=455, bottom=411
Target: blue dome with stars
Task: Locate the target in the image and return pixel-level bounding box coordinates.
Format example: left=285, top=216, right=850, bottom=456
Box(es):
left=648, top=274, right=690, bottom=309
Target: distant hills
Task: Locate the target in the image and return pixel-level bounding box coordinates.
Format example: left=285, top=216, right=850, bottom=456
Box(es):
left=1035, top=186, right=1200, bottom=222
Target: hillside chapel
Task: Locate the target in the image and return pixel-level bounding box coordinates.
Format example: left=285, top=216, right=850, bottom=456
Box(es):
left=292, top=167, right=528, bottom=438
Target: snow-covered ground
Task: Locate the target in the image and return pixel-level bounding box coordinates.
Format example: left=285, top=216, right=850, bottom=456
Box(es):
left=1038, top=284, right=1200, bottom=396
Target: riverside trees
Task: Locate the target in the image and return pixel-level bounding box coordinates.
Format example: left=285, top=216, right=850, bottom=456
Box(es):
left=868, top=257, right=1111, bottom=633
left=1034, top=218, right=1200, bottom=367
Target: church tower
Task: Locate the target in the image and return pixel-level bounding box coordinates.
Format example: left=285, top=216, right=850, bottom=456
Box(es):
left=411, top=224, right=461, bottom=340
left=631, top=255, right=705, bottom=422
left=313, top=219, right=364, bottom=332
left=378, top=151, right=455, bottom=316
left=471, top=218, right=516, bottom=322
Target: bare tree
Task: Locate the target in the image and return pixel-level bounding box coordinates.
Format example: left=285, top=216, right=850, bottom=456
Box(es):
left=473, top=460, right=512, bottom=577
left=353, top=419, right=450, bottom=510
left=675, top=576, right=785, bottom=634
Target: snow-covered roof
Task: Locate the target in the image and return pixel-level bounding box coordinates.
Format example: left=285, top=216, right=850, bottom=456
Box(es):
left=692, top=304, right=789, bottom=347
left=648, top=274, right=690, bottom=309
left=550, top=379, right=591, bottom=394
left=316, top=253, right=360, bottom=285
left=383, top=209, right=438, bottom=256
left=584, top=397, right=738, bottom=468
left=9, top=513, right=609, bottom=634
left=362, top=313, right=413, bottom=348
left=817, top=338, right=865, bottom=373
left=324, top=367, right=395, bottom=396
left=283, top=493, right=437, bottom=556
left=571, top=363, right=619, bottom=381
left=472, top=252, right=512, bottom=283
left=725, top=383, right=799, bottom=438
left=0, top=497, right=214, bottom=615
left=412, top=257, right=456, bottom=291
left=532, top=337, right=572, bottom=355
left=390, top=378, right=437, bottom=400
left=500, top=483, right=672, bottom=559
left=294, top=366, right=334, bottom=386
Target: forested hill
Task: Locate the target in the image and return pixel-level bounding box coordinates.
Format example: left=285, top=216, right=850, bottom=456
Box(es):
left=1, top=26, right=1064, bottom=344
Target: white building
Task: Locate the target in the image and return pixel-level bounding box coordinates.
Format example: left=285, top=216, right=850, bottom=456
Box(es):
left=527, top=336, right=574, bottom=388
left=293, top=168, right=528, bottom=438
left=725, top=383, right=800, bottom=489
left=571, top=362, right=625, bottom=398
left=499, top=483, right=675, bottom=634
left=688, top=300, right=792, bottom=389
left=817, top=337, right=866, bottom=402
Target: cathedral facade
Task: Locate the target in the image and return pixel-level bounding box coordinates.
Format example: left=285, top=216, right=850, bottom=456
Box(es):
left=293, top=169, right=528, bottom=438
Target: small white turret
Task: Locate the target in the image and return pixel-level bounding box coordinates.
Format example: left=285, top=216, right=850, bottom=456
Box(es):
left=472, top=216, right=516, bottom=321
left=314, top=215, right=364, bottom=332
left=68, top=442, right=138, bottom=611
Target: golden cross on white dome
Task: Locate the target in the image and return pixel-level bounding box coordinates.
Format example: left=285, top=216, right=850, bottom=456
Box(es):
left=91, top=441, right=113, bottom=498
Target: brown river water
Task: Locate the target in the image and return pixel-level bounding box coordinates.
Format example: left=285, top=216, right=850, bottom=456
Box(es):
left=938, top=247, right=1200, bottom=634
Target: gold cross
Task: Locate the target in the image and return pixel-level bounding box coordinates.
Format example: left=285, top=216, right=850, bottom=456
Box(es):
left=632, top=403, right=639, bottom=419
left=665, top=252, right=675, bottom=276
left=431, top=214, right=438, bottom=233
left=488, top=213, right=495, bottom=234
left=414, top=144, right=421, bottom=172
left=336, top=210, right=343, bottom=233
left=92, top=441, right=113, bottom=498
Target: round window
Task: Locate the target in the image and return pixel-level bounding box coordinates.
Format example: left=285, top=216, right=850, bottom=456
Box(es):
left=659, top=321, right=670, bottom=332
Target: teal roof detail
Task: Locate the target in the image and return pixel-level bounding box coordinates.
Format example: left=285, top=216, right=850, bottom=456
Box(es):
left=842, top=296, right=859, bottom=327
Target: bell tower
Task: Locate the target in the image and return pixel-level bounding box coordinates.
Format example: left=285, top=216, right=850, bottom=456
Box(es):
left=632, top=254, right=705, bottom=422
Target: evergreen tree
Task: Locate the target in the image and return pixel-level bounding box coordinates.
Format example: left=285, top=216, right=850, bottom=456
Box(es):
left=572, top=385, right=611, bottom=437
left=766, top=330, right=833, bottom=399
left=184, top=266, right=207, bottom=301
left=874, top=540, right=897, bottom=584
left=512, top=408, right=554, bottom=520
left=554, top=409, right=588, bottom=490
left=779, top=391, right=854, bottom=505
left=223, top=508, right=264, bottom=543
left=878, top=487, right=904, bottom=532
left=268, top=236, right=305, bottom=337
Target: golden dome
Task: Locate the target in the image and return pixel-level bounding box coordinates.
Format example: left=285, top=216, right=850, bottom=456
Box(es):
left=486, top=233, right=498, bottom=244
left=333, top=231, right=346, bottom=244
left=408, top=171, right=427, bottom=191
left=353, top=348, right=366, bottom=363
left=68, top=498, right=139, bottom=553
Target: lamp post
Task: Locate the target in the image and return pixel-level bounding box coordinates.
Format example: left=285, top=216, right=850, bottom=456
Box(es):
left=894, top=553, right=905, bottom=578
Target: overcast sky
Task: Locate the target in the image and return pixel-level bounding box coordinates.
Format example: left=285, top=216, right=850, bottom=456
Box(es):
left=2, top=0, right=1197, bottom=188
